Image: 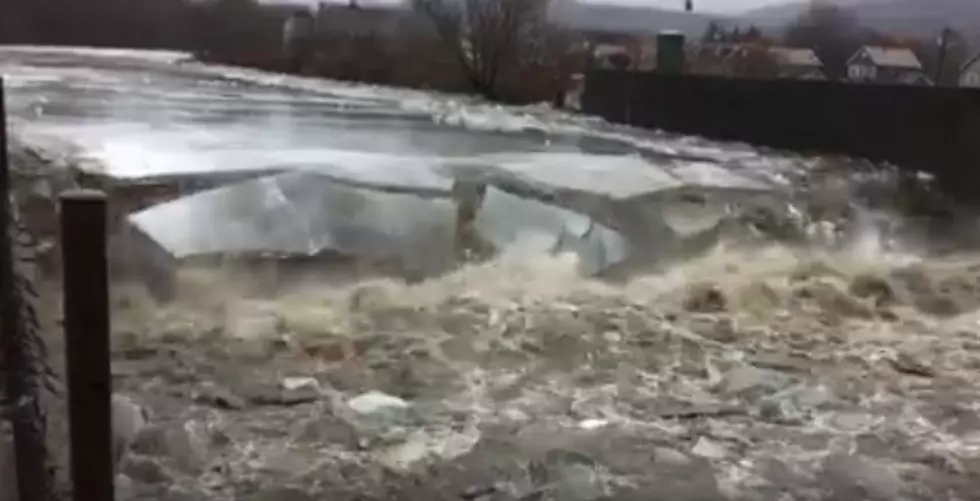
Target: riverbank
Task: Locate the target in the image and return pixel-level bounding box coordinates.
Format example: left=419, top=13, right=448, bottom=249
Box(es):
left=193, top=43, right=575, bottom=107
left=1, top=140, right=176, bottom=501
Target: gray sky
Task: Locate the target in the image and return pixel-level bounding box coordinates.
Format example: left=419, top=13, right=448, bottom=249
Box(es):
left=325, top=0, right=782, bottom=15
left=589, top=0, right=777, bottom=14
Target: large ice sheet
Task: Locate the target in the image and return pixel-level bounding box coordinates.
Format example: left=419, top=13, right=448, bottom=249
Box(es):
left=127, top=171, right=459, bottom=275
left=474, top=153, right=684, bottom=199
left=127, top=171, right=632, bottom=276
left=3, top=46, right=803, bottom=279
left=669, top=161, right=772, bottom=192
left=443, top=153, right=778, bottom=204
left=2, top=46, right=815, bottom=204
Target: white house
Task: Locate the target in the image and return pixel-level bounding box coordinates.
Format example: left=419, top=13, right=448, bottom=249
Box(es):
left=767, top=47, right=826, bottom=80
left=960, top=53, right=980, bottom=88
left=846, top=46, right=932, bottom=85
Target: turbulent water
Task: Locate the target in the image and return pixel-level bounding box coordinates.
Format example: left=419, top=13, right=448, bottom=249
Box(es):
left=101, top=236, right=980, bottom=501
left=3, top=46, right=980, bottom=501
left=105, top=194, right=980, bottom=500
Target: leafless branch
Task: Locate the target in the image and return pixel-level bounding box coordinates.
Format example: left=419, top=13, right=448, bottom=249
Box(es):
left=412, top=0, right=558, bottom=100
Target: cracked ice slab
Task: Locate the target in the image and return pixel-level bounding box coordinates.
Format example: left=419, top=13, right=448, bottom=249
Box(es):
left=126, top=170, right=630, bottom=277
left=127, top=170, right=458, bottom=274
left=125, top=152, right=790, bottom=283
left=444, top=153, right=776, bottom=201
left=474, top=187, right=630, bottom=276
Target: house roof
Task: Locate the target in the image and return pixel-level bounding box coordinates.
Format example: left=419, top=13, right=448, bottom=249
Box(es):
left=767, top=47, right=822, bottom=68
left=961, top=52, right=980, bottom=73
left=895, top=72, right=933, bottom=86
left=580, top=29, right=644, bottom=46
left=593, top=43, right=630, bottom=57
left=855, top=46, right=924, bottom=70
left=690, top=42, right=739, bottom=59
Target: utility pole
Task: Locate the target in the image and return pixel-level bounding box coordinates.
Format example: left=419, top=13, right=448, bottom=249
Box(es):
left=935, top=27, right=951, bottom=86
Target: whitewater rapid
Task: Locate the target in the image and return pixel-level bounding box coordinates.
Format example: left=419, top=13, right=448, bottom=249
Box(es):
left=91, top=226, right=980, bottom=500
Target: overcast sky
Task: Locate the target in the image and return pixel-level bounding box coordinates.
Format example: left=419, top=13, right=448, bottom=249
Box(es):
left=584, top=0, right=777, bottom=14
left=320, top=0, right=783, bottom=15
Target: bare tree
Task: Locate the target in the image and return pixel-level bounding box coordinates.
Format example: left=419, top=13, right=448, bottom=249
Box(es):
left=412, top=0, right=556, bottom=101
left=782, top=3, right=877, bottom=80
left=908, top=28, right=973, bottom=85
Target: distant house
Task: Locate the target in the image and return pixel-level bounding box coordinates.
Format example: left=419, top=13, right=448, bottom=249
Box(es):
left=767, top=47, right=825, bottom=80
left=579, top=30, right=644, bottom=70
left=960, top=53, right=980, bottom=88
left=591, top=43, right=634, bottom=69
left=846, top=46, right=932, bottom=85
left=635, top=38, right=658, bottom=70
left=688, top=43, right=820, bottom=80
left=687, top=42, right=739, bottom=76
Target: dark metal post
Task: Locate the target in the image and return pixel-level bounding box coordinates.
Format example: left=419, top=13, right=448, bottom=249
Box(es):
left=0, top=77, right=52, bottom=501
left=625, top=71, right=635, bottom=125
left=60, top=190, right=114, bottom=501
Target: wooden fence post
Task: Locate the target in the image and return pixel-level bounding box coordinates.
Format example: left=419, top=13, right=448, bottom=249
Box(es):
left=60, top=189, right=114, bottom=501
